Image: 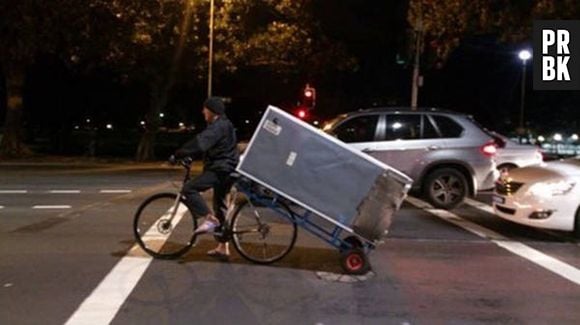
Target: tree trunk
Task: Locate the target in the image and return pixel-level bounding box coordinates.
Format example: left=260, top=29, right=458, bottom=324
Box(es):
left=0, top=66, right=31, bottom=157
left=135, top=81, right=167, bottom=161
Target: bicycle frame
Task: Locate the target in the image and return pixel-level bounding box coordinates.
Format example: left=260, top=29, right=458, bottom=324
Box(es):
left=161, top=159, right=194, bottom=229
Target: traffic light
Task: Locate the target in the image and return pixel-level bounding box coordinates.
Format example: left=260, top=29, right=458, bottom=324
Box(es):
left=302, top=84, right=316, bottom=108
left=297, top=109, right=308, bottom=119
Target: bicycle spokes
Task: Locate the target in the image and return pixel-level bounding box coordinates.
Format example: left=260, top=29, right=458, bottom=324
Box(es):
left=134, top=194, right=197, bottom=259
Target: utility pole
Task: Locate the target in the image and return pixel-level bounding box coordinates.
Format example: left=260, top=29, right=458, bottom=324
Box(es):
left=411, top=19, right=423, bottom=110
left=207, top=0, right=215, bottom=97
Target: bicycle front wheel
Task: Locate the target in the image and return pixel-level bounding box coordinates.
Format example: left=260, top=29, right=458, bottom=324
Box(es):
left=133, top=193, right=197, bottom=259
left=231, top=198, right=297, bottom=264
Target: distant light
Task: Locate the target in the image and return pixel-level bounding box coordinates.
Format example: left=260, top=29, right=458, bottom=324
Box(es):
left=140, top=121, right=146, bottom=126
left=572, top=134, right=579, bottom=141
left=519, top=50, right=532, bottom=61
left=298, top=110, right=307, bottom=119
left=245, top=120, right=250, bottom=124
left=74, top=125, right=80, bottom=130
left=553, top=133, right=563, bottom=141
left=313, top=121, right=319, bottom=126
left=537, top=135, right=545, bottom=142
left=86, top=119, right=91, bottom=123
left=179, top=122, right=185, bottom=128
left=392, top=122, right=402, bottom=130
left=304, top=89, right=313, bottom=98
left=159, top=113, right=165, bottom=118
left=106, top=124, right=113, bottom=130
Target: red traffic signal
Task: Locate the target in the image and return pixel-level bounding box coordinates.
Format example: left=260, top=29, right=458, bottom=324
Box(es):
left=302, top=84, right=316, bottom=108
left=297, top=109, right=307, bottom=119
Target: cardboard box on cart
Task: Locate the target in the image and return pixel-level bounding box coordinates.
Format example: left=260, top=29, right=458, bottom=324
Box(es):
left=237, top=106, right=413, bottom=242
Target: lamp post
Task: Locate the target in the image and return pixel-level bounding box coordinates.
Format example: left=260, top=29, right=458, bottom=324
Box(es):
left=518, top=49, right=532, bottom=142
left=207, top=0, right=215, bottom=97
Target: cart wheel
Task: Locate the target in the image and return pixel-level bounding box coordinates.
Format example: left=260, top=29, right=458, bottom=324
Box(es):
left=340, top=249, right=370, bottom=275
left=341, top=236, right=363, bottom=251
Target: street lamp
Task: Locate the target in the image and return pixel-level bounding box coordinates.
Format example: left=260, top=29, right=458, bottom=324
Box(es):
left=207, top=0, right=215, bottom=97
left=518, top=49, right=532, bottom=142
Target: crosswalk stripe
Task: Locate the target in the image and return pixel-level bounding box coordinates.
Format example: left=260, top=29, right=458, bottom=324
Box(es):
left=406, top=196, right=580, bottom=286
left=0, top=190, right=27, bottom=194
left=65, top=203, right=189, bottom=324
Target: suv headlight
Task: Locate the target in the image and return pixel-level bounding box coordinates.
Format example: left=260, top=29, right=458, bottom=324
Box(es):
left=528, top=181, right=576, bottom=197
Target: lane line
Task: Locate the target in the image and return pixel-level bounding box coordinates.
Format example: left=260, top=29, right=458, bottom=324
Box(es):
left=32, top=205, right=72, bottom=209
left=0, top=206, right=4, bottom=209
left=65, top=203, right=188, bottom=325
left=464, top=198, right=495, bottom=214
left=407, top=196, right=580, bottom=286
left=99, top=190, right=132, bottom=194
left=0, top=190, right=27, bottom=194
left=49, top=190, right=81, bottom=194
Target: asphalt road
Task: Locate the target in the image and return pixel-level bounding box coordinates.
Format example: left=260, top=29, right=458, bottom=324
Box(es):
left=1, top=162, right=579, bottom=324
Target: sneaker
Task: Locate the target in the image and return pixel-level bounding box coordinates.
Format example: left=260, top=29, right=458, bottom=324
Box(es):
left=194, top=219, right=220, bottom=234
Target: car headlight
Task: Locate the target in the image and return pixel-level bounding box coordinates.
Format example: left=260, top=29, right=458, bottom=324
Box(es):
left=528, top=181, right=576, bottom=197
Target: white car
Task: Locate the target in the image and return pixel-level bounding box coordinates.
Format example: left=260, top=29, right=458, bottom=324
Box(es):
left=491, top=132, right=543, bottom=170
left=493, top=156, right=580, bottom=237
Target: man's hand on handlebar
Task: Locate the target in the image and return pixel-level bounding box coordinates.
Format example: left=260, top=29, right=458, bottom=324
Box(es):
left=169, top=155, right=193, bottom=167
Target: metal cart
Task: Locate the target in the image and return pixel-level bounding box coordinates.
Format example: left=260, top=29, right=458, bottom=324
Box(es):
left=235, top=106, right=413, bottom=274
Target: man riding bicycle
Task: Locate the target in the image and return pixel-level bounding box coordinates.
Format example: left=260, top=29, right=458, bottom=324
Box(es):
left=174, top=97, right=239, bottom=259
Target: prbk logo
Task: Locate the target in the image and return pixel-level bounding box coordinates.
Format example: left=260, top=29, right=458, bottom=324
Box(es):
left=533, top=20, right=580, bottom=90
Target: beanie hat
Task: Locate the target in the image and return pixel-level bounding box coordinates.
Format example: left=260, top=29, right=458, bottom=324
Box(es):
left=204, top=97, right=225, bottom=115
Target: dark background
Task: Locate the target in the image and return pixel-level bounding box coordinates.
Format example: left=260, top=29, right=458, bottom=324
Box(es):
left=1, top=0, right=579, bottom=158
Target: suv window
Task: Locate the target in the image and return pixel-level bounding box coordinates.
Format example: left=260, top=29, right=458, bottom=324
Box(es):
left=422, top=116, right=440, bottom=139
left=333, top=115, right=378, bottom=143
left=431, top=115, right=464, bottom=138
left=385, top=114, right=421, bottom=140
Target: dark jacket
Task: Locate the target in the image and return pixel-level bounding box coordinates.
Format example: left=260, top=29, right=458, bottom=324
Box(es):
left=176, top=116, right=239, bottom=172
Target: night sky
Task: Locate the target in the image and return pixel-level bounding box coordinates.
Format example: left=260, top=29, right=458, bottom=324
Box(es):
left=1, top=0, right=578, bottom=156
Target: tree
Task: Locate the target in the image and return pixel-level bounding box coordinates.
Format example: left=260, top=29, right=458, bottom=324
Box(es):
left=407, top=0, right=580, bottom=64
left=0, top=1, right=354, bottom=160
left=84, top=0, right=354, bottom=161
left=0, top=0, right=88, bottom=157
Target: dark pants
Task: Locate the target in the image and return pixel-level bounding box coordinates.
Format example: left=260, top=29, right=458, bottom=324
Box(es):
left=182, top=170, right=233, bottom=226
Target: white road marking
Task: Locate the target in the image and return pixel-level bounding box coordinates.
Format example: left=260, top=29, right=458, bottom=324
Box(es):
left=49, top=190, right=81, bottom=194
left=32, top=205, right=72, bottom=209
left=464, top=198, right=495, bottom=214
left=0, top=206, right=4, bottom=209
left=99, top=190, right=132, bottom=194
left=0, top=190, right=27, bottom=194
left=65, top=203, right=189, bottom=325
left=407, top=196, right=580, bottom=286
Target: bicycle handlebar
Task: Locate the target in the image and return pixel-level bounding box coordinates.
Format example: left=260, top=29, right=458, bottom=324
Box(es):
left=168, top=155, right=193, bottom=169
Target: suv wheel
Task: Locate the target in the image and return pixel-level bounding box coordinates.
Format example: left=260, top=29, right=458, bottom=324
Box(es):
left=573, top=206, right=580, bottom=239
left=423, top=168, right=468, bottom=210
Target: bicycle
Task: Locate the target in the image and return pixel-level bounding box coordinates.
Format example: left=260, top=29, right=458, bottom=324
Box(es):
left=133, top=157, right=298, bottom=264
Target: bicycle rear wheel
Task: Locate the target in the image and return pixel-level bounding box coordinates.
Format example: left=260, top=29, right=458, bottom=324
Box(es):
left=231, top=198, right=297, bottom=264
left=133, top=193, right=197, bottom=259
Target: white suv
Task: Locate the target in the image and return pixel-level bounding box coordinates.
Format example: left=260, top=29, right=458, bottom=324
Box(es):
left=325, top=107, right=499, bottom=209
